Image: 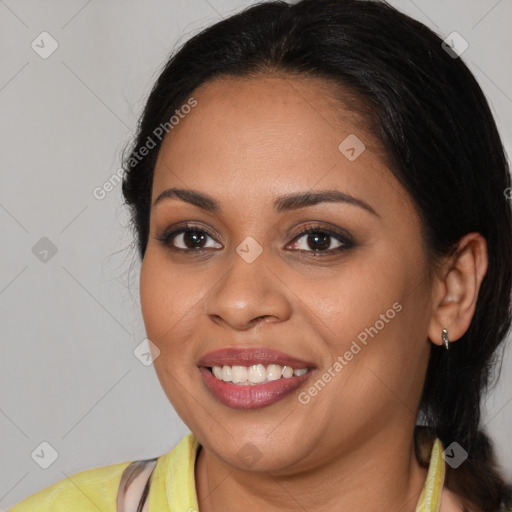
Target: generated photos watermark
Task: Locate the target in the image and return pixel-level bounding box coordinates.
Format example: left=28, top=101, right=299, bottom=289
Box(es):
left=298, top=301, right=403, bottom=404
left=93, top=96, right=198, bottom=200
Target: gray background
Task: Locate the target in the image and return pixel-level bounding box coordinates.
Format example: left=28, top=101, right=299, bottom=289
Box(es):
left=1, top=0, right=511, bottom=508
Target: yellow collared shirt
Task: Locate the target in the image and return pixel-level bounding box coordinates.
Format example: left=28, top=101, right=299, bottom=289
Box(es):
left=9, top=433, right=446, bottom=511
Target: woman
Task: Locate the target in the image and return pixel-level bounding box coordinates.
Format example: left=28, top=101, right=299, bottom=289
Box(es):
left=9, top=0, right=512, bottom=511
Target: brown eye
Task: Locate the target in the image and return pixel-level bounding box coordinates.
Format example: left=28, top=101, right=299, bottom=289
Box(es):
left=287, top=226, right=354, bottom=255
left=156, top=224, right=222, bottom=252
left=155, top=223, right=354, bottom=256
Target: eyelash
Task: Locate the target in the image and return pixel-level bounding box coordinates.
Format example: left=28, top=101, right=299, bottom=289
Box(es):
left=155, top=223, right=354, bottom=256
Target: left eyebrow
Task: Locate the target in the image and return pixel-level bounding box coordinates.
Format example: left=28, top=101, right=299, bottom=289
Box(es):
left=153, top=187, right=380, bottom=218
left=274, top=190, right=380, bottom=217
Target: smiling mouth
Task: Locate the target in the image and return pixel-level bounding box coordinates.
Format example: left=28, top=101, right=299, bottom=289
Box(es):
left=197, top=347, right=317, bottom=408
left=199, top=364, right=315, bottom=410
left=205, top=363, right=312, bottom=385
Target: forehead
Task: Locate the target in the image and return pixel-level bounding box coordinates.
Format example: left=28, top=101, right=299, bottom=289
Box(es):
left=152, top=74, right=410, bottom=215
left=160, top=73, right=380, bottom=153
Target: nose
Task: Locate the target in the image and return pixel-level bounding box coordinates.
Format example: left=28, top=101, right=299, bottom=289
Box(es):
left=204, top=254, right=292, bottom=331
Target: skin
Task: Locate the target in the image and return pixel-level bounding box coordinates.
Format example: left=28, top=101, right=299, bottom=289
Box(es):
left=139, top=75, right=488, bottom=512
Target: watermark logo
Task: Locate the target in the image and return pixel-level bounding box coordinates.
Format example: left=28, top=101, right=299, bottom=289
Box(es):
left=31, top=32, right=59, bottom=59
left=338, top=134, right=366, bottom=161
left=442, top=442, right=468, bottom=469
left=94, top=97, right=198, bottom=200
left=442, top=32, right=469, bottom=59
left=298, top=301, right=403, bottom=404
left=236, top=236, right=263, bottom=263
left=32, top=237, right=58, bottom=263
left=133, top=338, right=160, bottom=366
left=93, top=167, right=124, bottom=200
left=237, top=442, right=263, bottom=468
left=31, top=441, right=59, bottom=469
left=125, top=97, right=198, bottom=170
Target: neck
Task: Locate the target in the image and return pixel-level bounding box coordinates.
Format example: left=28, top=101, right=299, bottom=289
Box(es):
left=194, top=426, right=429, bottom=512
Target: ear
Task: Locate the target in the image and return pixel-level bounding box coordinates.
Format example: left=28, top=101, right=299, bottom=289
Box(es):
left=427, top=233, right=488, bottom=347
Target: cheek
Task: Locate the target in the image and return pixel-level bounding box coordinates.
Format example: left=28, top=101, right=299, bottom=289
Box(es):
left=139, top=252, right=187, bottom=357
left=331, top=263, right=429, bottom=409
left=139, top=253, right=202, bottom=411
left=317, top=254, right=405, bottom=344
left=139, top=254, right=166, bottom=341
left=311, top=247, right=428, bottom=388
left=139, top=250, right=210, bottom=355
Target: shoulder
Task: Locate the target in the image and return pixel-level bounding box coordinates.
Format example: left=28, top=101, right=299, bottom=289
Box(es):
left=8, top=433, right=200, bottom=512
left=8, top=460, right=133, bottom=512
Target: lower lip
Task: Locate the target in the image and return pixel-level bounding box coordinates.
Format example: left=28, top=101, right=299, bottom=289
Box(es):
left=199, top=367, right=314, bottom=410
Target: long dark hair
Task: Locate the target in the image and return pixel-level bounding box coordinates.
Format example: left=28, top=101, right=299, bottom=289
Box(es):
left=121, top=1, right=512, bottom=509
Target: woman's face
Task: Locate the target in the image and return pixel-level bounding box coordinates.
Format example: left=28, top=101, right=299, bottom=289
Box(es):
left=140, top=75, right=434, bottom=473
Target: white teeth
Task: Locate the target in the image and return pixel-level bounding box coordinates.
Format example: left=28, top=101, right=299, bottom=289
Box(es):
left=212, top=366, right=223, bottom=379
left=222, top=365, right=232, bottom=382
left=282, top=365, right=294, bottom=378
left=210, top=363, right=309, bottom=385
left=248, top=364, right=266, bottom=384
left=266, top=364, right=282, bottom=381
left=231, top=365, right=248, bottom=383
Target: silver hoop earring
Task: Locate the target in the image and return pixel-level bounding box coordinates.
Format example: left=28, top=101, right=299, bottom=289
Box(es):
left=442, top=328, right=451, bottom=350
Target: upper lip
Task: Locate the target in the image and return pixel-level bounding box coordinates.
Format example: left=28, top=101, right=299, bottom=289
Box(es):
left=197, top=347, right=316, bottom=369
